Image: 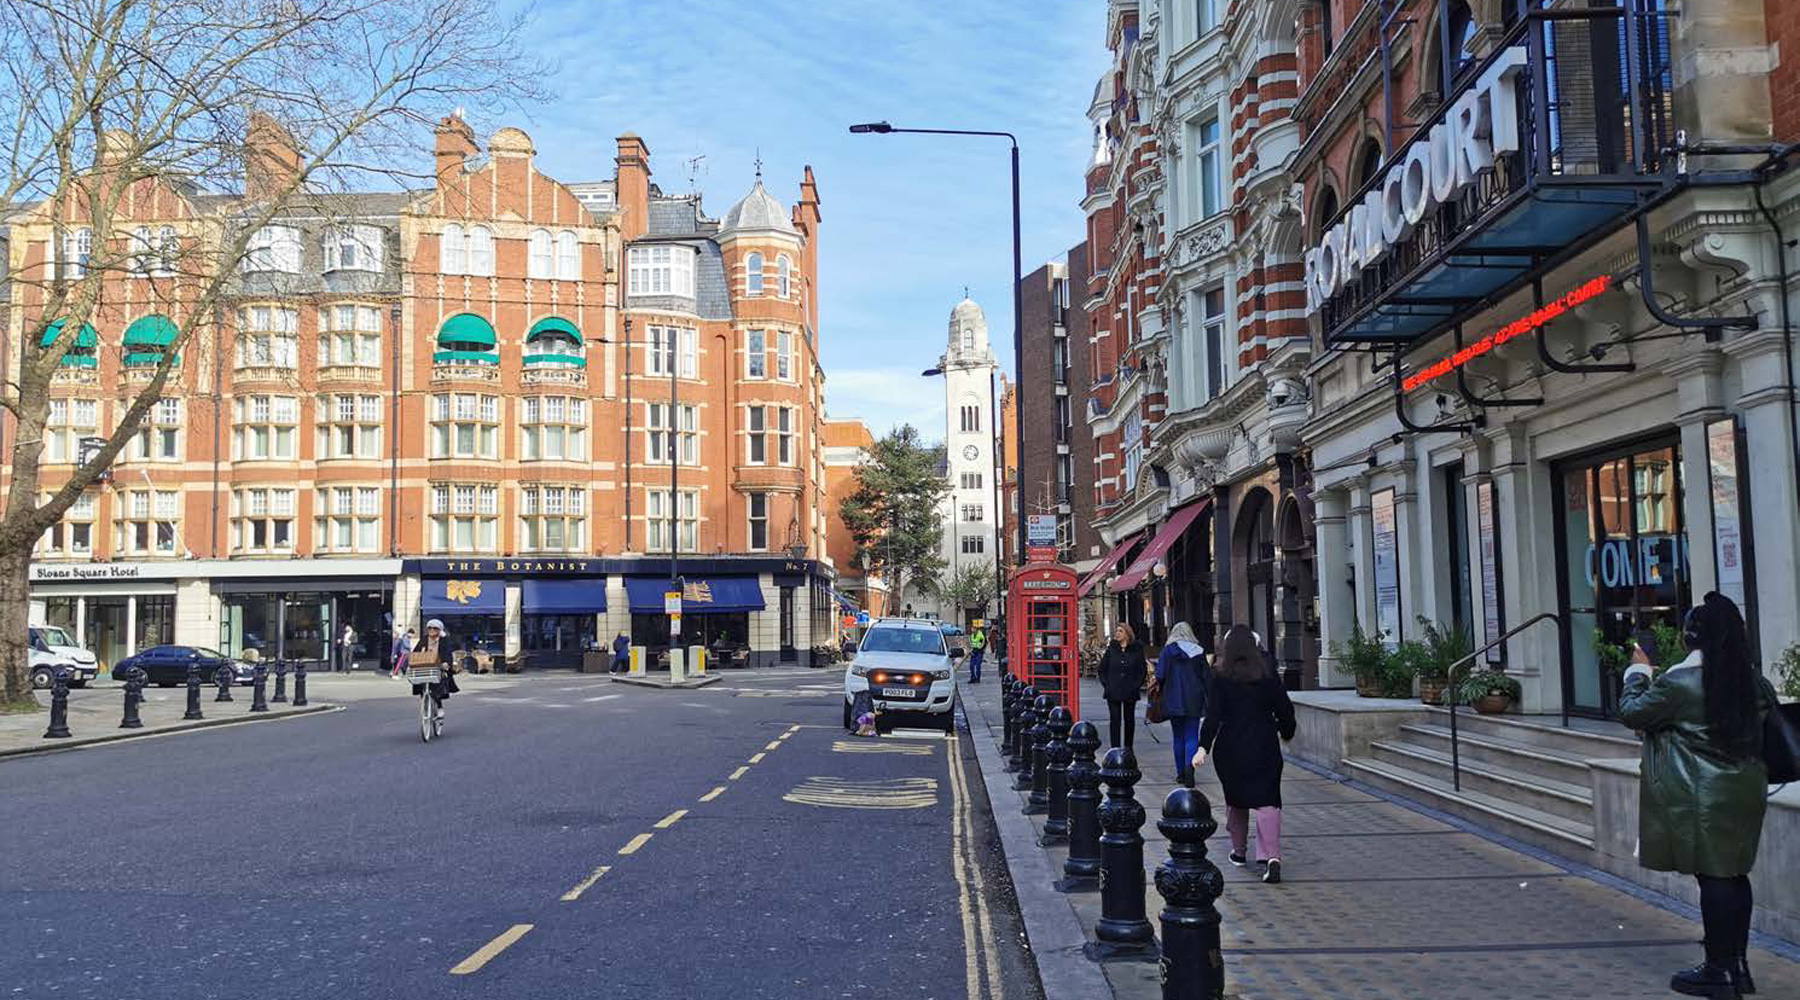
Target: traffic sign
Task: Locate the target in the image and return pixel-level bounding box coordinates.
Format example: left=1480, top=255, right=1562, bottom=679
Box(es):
left=856, top=611, right=871, bottom=626
left=664, top=591, right=682, bottom=615
left=1026, top=514, right=1057, bottom=547
left=670, top=613, right=682, bottom=636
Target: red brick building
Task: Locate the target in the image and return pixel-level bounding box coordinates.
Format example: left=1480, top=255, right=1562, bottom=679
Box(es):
left=7, top=117, right=839, bottom=671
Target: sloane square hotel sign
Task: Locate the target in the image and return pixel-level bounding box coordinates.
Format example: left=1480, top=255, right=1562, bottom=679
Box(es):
left=1304, top=48, right=1527, bottom=313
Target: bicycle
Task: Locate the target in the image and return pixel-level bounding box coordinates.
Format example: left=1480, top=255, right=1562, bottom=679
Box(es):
left=406, top=664, right=444, bottom=742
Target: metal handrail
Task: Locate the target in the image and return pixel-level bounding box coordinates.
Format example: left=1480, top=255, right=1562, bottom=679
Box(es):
left=1446, top=612, right=1566, bottom=792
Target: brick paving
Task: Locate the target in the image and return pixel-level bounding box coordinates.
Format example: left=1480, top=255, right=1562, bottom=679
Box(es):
left=963, top=674, right=1800, bottom=1000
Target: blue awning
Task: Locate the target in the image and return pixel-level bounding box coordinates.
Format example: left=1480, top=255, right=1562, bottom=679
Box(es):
left=420, top=577, right=505, bottom=615
left=624, top=577, right=765, bottom=614
left=522, top=578, right=606, bottom=614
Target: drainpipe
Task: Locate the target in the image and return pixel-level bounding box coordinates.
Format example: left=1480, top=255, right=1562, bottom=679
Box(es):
left=389, top=302, right=401, bottom=555
left=210, top=307, right=222, bottom=556
left=1752, top=177, right=1800, bottom=528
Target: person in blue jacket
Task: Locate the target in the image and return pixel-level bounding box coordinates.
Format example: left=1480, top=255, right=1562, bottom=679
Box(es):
left=1154, top=621, right=1209, bottom=787
left=610, top=632, right=631, bottom=673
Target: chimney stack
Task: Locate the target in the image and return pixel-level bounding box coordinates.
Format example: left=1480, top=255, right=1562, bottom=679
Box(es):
left=245, top=113, right=303, bottom=202
left=434, top=111, right=478, bottom=188
left=615, top=133, right=651, bottom=244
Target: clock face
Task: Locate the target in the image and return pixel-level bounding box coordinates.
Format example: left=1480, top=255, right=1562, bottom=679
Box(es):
left=963, top=445, right=980, bottom=461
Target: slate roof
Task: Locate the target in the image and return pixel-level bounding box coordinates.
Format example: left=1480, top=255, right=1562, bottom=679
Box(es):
left=717, top=180, right=796, bottom=236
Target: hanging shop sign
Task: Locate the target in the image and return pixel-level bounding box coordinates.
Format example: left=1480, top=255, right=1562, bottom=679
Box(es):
left=1476, top=480, right=1505, bottom=664
left=1371, top=488, right=1402, bottom=649
left=1400, top=275, right=1611, bottom=391
left=1305, top=48, right=1527, bottom=313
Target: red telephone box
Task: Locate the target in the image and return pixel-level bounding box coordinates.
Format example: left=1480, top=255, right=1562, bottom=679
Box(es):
left=1006, top=560, right=1079, bottom=718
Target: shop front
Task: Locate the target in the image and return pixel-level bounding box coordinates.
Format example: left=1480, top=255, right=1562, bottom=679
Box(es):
left=31, top=571, right=178, bottom=673
left=623, top=576, right=762, bottom=665
left=216, top=578, right=394, bottom=667
left=520, top=578, right=604, bottom=669
left=408, top=559, right=610, bottom=671
left=417, top=572, right=509, bottom=666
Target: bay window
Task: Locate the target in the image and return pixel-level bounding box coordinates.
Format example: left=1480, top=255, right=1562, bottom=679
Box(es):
left=231, top=487, right=296, bottom=553
left=521, top=395, right=587, bottom=461
left=317, top=394, right=383, bottom=459
left=521, top=485, right=586, bottom=552
left=315, top=486, right=381, bottom=553
left=430, top=483, right=499, bottom=553
left=232, top=395, right=298, bottom=460
left=627, top=245, right=694, bottom=296
left=237, top=306, right=298, bottom=369
left=430, top=393, right=499, bottom=459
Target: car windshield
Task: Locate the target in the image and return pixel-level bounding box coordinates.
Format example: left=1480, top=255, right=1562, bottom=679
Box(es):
left=860, top=627, right=945, bottom=656
left=35, top=625, right=75, bottom=647
left=188, top=647, right=227, bottom=660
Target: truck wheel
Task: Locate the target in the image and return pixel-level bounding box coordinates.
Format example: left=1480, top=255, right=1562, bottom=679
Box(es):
left=30, top=666, right=53, bottom=690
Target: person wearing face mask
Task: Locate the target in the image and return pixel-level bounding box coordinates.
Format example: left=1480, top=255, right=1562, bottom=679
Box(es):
left=1619, top=593, right=1776, bottom=999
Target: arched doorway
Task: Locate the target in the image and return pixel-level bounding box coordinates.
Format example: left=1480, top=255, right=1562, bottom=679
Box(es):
left=1233, top=489, right=1277, bottom=644
left=1276, top=494, right=1318, bottom=689
left=1167, top=505, right=1215, bottom=651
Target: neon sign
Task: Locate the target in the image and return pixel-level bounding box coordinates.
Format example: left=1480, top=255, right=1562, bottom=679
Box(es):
left=1401, top=274, right=1611, bottom=392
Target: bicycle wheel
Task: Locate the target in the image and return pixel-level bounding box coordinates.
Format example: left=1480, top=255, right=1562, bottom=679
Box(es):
left=419, top=690, right=434, bottom=742
left=433, top=697, right=444, bottom=737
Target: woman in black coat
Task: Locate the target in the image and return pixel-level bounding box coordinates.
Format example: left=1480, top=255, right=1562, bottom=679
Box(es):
left=1194, top=625, right=1295, bottom=884
left=1095, top=624, right=1148, bottom=748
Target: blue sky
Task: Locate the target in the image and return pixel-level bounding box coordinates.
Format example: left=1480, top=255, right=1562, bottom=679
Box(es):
left=503, top=0, right=1109, bottom=442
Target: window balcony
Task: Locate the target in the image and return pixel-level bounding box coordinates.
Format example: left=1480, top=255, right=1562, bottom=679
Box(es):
left=431, top=351, right=500, bottom=384
left=316, top=364, right=384, bottom=386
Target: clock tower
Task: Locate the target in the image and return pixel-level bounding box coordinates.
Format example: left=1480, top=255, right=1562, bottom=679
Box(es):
left=927, top=296, right=1001, bottom=623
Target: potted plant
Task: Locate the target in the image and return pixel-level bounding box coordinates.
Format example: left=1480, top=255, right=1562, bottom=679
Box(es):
left=1776, top=642, right=1800, bottom=703
left=1416, top=617, right=1473, bottom=706
left=1457, top=669, right=1522, bottom=714
left=1333, top=624, right=1390, bottom=698
left=1384, top=639, right=1431, bottom=699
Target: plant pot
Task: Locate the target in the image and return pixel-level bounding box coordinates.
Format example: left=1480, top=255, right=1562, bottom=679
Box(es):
left=1356, top=677, right=1382, bottom=698
left=1473, top=693, right=1512, bottom=715
left=1419, top=677, right=1448, bottom=706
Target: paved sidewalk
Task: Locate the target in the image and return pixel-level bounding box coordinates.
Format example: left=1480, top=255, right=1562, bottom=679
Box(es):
left=962, top=674, right=1800, bottom=1000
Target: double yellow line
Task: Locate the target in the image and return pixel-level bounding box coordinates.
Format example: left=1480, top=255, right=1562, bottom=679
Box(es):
left=944, top=733, right=1003, bottom=999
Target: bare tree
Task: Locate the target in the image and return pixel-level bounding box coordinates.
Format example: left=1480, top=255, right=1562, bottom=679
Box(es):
left=0, top=0, right=544, bottom=706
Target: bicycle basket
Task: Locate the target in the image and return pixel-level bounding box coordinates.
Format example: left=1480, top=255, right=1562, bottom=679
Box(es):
left=405, top=665, right=442, bottom=685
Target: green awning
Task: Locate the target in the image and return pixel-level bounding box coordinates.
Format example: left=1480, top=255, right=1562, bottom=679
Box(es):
left=438, top=313, right=496, bottom=348
left=526, top=316, right=582, bottom=345
left=122, top=314, right=178, bottom=348
left=40, top=319, right=98, bottom=350
left=523, top=354, right=585, bottom=367
left=433, top=349, right=499, bottom=364
left=124, top=351, right=179, bottom=367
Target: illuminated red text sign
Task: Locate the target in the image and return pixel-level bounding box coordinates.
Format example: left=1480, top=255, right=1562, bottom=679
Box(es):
left=1402, top=275, right=1611, bottom=392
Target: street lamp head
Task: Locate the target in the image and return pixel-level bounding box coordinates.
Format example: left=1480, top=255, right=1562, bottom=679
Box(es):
left=920, top=367, right=944, bottom=377
left=848, top=121, right=894, bottom=134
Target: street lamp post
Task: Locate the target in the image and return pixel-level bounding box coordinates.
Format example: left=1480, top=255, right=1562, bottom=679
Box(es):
left=851, top=120, right=1026, bottom=567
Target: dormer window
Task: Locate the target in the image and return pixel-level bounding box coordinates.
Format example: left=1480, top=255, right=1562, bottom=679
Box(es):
left=745, top=252, right=764, bottom=296
left=627, top=245, right=694, bottom=297
left=242, top=225, right=301, bottom=273
left=323, top=225, right=382, bottom=273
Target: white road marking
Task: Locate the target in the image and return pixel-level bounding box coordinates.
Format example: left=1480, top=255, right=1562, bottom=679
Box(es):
left=618, top=833, right=652, bottom=855
left=655, top=809, right=687, bottom=829
left=583, top=694, right=623, bottom=703
left=699, top=786, right=727, bottom=802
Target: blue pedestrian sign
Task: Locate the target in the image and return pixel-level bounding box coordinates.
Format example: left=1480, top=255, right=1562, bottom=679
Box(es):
left=855, top=611, right=870, bottom=626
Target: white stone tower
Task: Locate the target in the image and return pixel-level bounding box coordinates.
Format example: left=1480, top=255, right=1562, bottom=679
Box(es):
left=927, top=296, right=1000, bottom=623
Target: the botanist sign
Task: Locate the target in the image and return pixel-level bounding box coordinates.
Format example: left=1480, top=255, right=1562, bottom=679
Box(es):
left=1304, top=48, right=1527, bottom=313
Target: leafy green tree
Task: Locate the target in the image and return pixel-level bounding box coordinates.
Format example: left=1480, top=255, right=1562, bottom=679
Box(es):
left=839, top=425, right=949, bottom=611
left=928, top=563, right=995, bottom=620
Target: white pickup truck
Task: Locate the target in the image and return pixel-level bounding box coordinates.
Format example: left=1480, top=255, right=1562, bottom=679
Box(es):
left=28, top=624, right=99, bottom=689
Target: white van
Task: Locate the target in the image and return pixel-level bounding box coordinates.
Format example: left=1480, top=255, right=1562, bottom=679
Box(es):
left=29, top=624, right=98, bottom=689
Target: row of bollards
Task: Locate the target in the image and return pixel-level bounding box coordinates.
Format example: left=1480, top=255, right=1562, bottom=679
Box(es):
left=998, top=675, right=1225, bottom=1000
left=44, top=659, right=312, bottom=741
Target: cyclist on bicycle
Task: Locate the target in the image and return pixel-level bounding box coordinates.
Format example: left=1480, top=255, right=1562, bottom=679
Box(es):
left=409, top=619, right=461, bottom=714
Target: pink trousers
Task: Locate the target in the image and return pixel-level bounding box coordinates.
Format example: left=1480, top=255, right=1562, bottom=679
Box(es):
left=1225, top=805, right=1282, bottom=862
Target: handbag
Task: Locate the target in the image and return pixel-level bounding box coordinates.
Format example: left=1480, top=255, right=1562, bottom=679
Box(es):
left=1763, top=701, right=1800, bottom=784
left=1145, top=678, right=1166, bottom=724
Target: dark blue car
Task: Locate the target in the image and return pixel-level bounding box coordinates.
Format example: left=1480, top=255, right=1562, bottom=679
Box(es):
left=112, top=645, right=253, bottom=687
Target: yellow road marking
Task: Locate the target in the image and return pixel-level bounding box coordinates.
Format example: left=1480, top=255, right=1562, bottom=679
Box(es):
left=782, top=776, right=938, bottom=810
left=729, top=766, right=749, bottom=780
left=618, top=833, right=652, bottom=855
left=765, top=740, right=782, bottom=751
left=777, top=731, right=793, bottom=741
left=748, top=752, right=766, bottom=764
left=946, top=734, right=1003, bottom=998
left=559, top=866, right=611, bottom=902
left=699, top=785, right=726, bottom=802
left=449, top=923, right=533, bottom=975
left=787, top=724, right=803, bottom=733
left=832, top=740, right=934, bottom=755
left=655, top=809, right=687, bottom=829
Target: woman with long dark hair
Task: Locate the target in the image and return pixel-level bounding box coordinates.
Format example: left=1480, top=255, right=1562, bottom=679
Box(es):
left=1619, top=592, right=1775, bottom=999
left=1096, top=623, right=1147, bottom=748
left=1193, top=625, right=1296, bottom=884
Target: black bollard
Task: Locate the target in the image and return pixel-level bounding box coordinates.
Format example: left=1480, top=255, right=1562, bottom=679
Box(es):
left=1025, top=694, right=1053, bottom=815
left=292, top=659, right=308, bottom=707
left=119, top=667, right=145, bottom=729
left=1001, top=679, right=1019, bottom=770
left=249, top=662, right=269, bottom=713
left=1156, top=787, right=1226, bottom=999
left=1011, top=687, right=1038, bottom=790
left=184, top=663, right=204, bottom=720
left=1058, top=720, right=1104, bottom=892
left=272, top=659, right=288, bottom=703
left=1086, top=746, right=1158, bottom=961
left=43, top=668, right=72, bottom=739
left=214, top=663, right=234, bottom=702
left=1040, top=706, right=1073, bottom=846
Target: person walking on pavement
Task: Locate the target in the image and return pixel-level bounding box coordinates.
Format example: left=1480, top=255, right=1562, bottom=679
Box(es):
left=1619, top=592, right=1775, bottom=1000
left=1194, top=625, right=1296, bottom=884
left=967, top=625, right=986, bottom=684
left=390, top=628, right=415, bottom=678
left=611, top=631, right=631, bottom=674
left=408, top=619, right=461, bottom=714
left=1153, top=621, right=1209, bottom=788
left=338, top=623, right=358, bottom=673
left=1097, top=623, right=1148, bottom=749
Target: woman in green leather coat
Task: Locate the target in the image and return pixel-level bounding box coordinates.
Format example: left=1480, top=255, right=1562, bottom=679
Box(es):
left=1618, top=592, right=1774, bottom=1000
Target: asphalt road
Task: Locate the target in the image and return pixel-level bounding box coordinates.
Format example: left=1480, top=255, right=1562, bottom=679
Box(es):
left=1, top=669, right=1042, bottom=1000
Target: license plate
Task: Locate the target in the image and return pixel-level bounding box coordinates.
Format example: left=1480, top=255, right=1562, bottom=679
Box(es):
left=881, top=687, right=920, bottom=698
